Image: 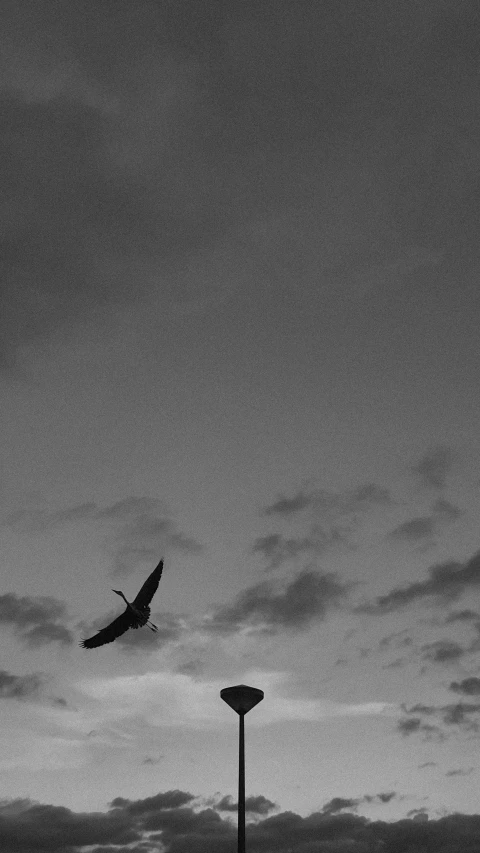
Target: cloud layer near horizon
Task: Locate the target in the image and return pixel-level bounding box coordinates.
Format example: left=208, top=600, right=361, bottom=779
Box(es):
left=1, top=789, right=480, bottom=853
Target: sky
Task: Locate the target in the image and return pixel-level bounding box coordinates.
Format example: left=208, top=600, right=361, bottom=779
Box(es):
left=1, top=0, right=480, bottom=850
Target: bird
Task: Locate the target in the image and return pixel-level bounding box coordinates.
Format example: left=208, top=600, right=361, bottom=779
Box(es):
left=80, top=558, right=164, bottom=648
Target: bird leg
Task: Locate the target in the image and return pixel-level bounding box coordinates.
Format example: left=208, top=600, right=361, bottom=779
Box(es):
left=147, top=621, right=158, bottom=632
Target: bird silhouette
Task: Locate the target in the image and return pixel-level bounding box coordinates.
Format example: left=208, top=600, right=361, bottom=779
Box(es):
left=80, top=559, right=164, bottom=648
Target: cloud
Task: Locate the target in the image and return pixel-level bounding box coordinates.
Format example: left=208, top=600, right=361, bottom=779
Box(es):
left=263, top=490, right=315, bottom=517
left=110, top=790, right=196, bottom=813
left=257, top=481, right=392, bottom=568
left=212, top=794, right=277, bottom=816
left=321, top=796, right=360, bottom=815
left=4, top=496, right=202, bottom=574
left=0, top=670, right=46, bottom=700
left=386, top=499, right=462, bottom=544
left=432, top=498, right=463, bottom=522
left=78, top=669, right=392, bottom=731
left=0, top=593, right=73, bottom=646
left=420, top=639, right=465, bottom=663
left=398, top=699, right=480, bottom=739
left=445, top=609, right=479, bottom=624
left=5, top=791, right=480, bottom=853
left=388, top=516, right=435, bottom=542
left=321, top=792, right=396, bottom=815
left=412, top=446, right=454, bottom=489
left=263, top=482, right=392, bottom=520
left=252, top=531, right=345, bottom=570
left=203, top=568, right=348, bottom=635
left=450, top=677, right=480, bottom=696
left=446, top=767, right=474, bottom=777
left=357, top=549, right=480, bottom=614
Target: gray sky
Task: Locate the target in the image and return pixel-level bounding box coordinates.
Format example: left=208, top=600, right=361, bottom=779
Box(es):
left=2, top=1, right=480, bottom=850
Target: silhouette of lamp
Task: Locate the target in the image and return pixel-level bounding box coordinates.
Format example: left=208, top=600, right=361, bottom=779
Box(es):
left=220, top=684, right=264, bottom=853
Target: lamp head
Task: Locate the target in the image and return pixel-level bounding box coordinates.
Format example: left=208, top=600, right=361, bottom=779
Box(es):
left=220, top=684, right=264, bottom=715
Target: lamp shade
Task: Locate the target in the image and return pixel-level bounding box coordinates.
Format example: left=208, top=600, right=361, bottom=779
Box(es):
left=220, top=684, right=264, bottom=715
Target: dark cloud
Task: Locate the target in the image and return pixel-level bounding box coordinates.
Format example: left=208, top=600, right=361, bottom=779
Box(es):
left=320, top=793, right=401, bottom=815
left=0, top=670, right=45, bottom=700
left=412, top=446, right=454, bottom=489
left=446, top=767, right=474, bottom=777
left=388, top=516, right=435, bottom=542
left=442, top=703, right=480, bottom=729
left=420, top=639, right=465, bottom=663
left=4, top=496, right=202, bottom=575
left=398, top=700, right=480, bottom=738
left=263, top=490, right=315, bottom=517
left=0, top=593, right=73, bottom=646
left=450, top=677, right=480, bottom=696
left=142, top=756, right=164, bottom=766
left=5, top=790, right=480, bottom=853
left=357, top=549, right=480, bottom=614
left=110, top=790, right=196, bottom=814
left=445, top=609, right=479, bottom=624
left=203, top=568, right=348, bottom=635
left=321, top=797, right=360, bottom=815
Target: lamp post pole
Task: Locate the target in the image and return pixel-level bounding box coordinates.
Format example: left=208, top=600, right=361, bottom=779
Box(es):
left=238, top=710, right=245, bottom=853
left=220, top=684, right=264, bottom=853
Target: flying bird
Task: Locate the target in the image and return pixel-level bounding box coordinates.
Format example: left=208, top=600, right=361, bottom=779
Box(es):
left=80, top=559, right=164, bottom=648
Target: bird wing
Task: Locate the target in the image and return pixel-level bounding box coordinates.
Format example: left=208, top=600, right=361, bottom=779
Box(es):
left=133, top=558, right=164, bottom=609
left=80, top=610, right=132, bottom=649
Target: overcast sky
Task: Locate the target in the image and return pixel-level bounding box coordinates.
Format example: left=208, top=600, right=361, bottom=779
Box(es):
left=2, top=1, right=480, bottom=851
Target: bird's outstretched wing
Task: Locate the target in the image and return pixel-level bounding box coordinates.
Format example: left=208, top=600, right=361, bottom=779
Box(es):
left=133, top=559, right=164, bottom=609
left=80, top=610, right=132, bottom=649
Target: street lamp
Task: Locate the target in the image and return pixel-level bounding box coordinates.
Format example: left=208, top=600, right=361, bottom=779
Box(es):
left=220, top=684, right=264, bottom=853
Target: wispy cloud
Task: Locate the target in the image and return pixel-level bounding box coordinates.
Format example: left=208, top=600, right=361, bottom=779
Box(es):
left=252, top=530, right=347, bottom=570
left=321, top=792, right=396, bottom=815
left=78, top=669, right=392, bottom=730
left=446, top=767, right=474, bottom=777
left=0, top=670, right=46, bottom=700
left=412, top=446, right=454, bottom=490
left=263, top=482, right=392, bottom=519
left=4, top=496, right=202, bottom=575
left=257, top=481, right=392, bottom=569
left=0, top=593, right=73, bottom=646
